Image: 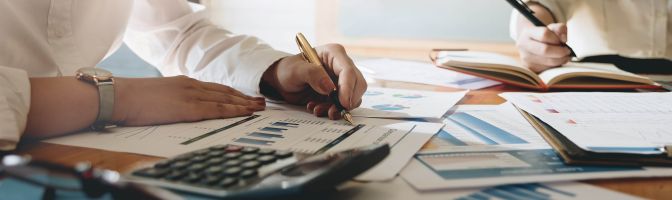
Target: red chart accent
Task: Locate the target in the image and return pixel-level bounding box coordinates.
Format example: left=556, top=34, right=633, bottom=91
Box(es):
left=546, top=109, right=560, bottom=113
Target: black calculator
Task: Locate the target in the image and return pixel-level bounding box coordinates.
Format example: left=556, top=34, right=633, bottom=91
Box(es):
left=127, top=144, right=389, bottom=199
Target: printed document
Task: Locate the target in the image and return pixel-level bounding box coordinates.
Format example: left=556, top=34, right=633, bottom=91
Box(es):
left=45, top=110, right=443, bottom=181
left=501, top=92, right=672, bottom=154
left=351, top=87, right=467, bottom=119
left=400, top=104, right=672, bottom=190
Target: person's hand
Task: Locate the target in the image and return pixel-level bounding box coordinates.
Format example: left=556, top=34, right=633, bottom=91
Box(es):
left=261, top=44, right=367, bottom=120
left=516, top=23, right=572, bottom=73
left=113, top=76, right=265, bottom=126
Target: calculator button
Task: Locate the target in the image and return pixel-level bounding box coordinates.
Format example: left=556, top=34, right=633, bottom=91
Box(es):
left=241, top=147, right=260, bottom=154
left=187, top=163, right=207, bottom=173
left=224, top=159, right=241, bottom=168
left=171, top=161, right=190, bottom=170
left=207, top=151, right=225, bottom=158
left=205, top=166, right=224, bottom=175
left=275, top=150, right=293, bottom=159
left=133, top=168, right=168, bottom=178
left=190, top=155, right=208, bottom=163
left=240, top=154, right=259, bottom=161
left=241, top=161, right=261, bottom=169
left=224, top=152, right=242, bottom=159
left=209, top=144, right=228, bottom=150
left=174, top=153, right=194, bottom=161
left=224, top=167, right=242, bottom=177
left=225, top=145, right=243, bottom=152
left=217, top=177, right=238, bottom=188
left=182, top=173, right=203, bottom=183
left=257, top=155, right=277, bottom=165
left=202, top=176, right=222, bottom=186
left=153, top=160, right=172, bottom=169
left=206, top=158, right=225, bottom=166
left=258, top=149, right=276, bottom=155
left=240, top=169, right=258, bottom=179
left=165, top=171, right=186, bottom=180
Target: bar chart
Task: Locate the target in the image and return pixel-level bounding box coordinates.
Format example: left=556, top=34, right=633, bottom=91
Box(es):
left=457, top=183, right=575, bottom=200
left=448, top=112, right=527, bottom=145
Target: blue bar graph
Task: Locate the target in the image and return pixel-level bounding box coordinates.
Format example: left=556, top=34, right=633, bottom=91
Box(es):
left=235, top=138, right=275, bottom=146
left=449, top=112, right=527, bottom=145
left=249, top=132, right=284, bottom=139
left=260, top=127, right=288, bottom=133
left=271, top=122, right=299, bottom=127
left=456, top=183, right=575, bottom=200
left=435, top=129, right=468, bottom=146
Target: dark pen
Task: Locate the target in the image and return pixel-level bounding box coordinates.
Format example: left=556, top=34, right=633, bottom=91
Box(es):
left=505, top=0, right=577, bottom=57
left=295, top=32, right=355, bottom=125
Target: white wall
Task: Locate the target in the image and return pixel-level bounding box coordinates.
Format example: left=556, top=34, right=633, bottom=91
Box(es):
left=205, top=0, right=316, bottom=54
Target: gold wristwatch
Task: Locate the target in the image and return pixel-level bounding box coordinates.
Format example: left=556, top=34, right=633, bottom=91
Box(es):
left=76, top=67, right=115, bottom=131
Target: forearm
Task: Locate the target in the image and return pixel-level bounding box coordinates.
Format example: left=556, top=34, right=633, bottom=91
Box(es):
left=24, top=77, right=126, bottom=138
left=515, top=2, right=556, bottom=37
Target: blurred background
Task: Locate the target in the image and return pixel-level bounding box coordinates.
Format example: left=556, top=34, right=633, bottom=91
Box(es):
left=100, top=0, right=517, bottom=77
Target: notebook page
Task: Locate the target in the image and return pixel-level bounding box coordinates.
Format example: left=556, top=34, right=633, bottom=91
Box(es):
left=538, top=62, right=652, bottom=85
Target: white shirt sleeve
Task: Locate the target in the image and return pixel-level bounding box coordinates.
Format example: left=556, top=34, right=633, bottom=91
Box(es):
left=509, top=0, right=573, bottom=40
left=124, top=0, right=291, bottom=94
left=0, top=66, right=31, bottom=151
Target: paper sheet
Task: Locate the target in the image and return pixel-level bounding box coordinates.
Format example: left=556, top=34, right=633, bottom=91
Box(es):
left=357, top=58, right=500, bottom=89
left=420, top=104, right=549, bottom=154
left=500, top=92, right=672, bottom=154
left=399, top=104, right=672, bottom=190
left=329, top=178, right=642, bottom=200
left=351, top=87, right=467, bottom=119
left=45, top=110, right=442, bottom=181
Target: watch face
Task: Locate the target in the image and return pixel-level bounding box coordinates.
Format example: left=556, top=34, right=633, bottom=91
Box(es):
left=77, top=67, right=113, bottom=80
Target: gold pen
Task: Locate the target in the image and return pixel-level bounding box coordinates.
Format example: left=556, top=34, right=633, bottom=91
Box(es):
left=295, top=32, right=354, bottom=125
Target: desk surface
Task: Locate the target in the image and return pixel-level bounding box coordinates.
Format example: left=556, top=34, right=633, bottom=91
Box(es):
left=14, top=43, right=672, bottom=199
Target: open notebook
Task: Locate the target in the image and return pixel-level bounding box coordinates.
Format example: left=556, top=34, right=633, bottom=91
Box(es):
left=434, top=51, right=659, bottom=90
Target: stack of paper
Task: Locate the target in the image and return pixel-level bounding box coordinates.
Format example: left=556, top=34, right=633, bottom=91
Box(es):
left=328, top=178, right=641, bottom=200
left=45, top=110, right=443, bottom=181
left=357, top=58, right=500, bottom=89
left=501, top=92, right=672, bottom=154
left=400, top=103, right=672, bottom=190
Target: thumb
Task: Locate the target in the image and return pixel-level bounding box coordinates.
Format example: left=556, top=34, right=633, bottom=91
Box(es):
left=298, top=63, right=336, bottom=95
left=547, top=23, right=568, bottom=43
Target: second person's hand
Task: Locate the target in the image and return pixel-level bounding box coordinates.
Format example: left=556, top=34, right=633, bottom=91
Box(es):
left=516, top=23, right=572, bottom=73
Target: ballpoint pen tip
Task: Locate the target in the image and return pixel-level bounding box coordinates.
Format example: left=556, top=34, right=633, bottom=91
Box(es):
left=342, top=112, right=355, bottom=125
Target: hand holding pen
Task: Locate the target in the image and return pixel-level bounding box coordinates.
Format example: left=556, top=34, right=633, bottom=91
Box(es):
left=259, top=33, right=367, bottom=124
left=506, top=0, right=576, bottom=73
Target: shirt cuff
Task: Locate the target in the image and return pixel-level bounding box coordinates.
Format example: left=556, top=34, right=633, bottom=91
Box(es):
left=235, top=48, right=292, bottom=95
left=0, top=66, right=31, bottom=151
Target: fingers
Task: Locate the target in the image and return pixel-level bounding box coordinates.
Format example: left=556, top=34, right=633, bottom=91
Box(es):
left=547, top=23, right=568, bottom=43
left=517, top=23, right=572, bottom=73
left=295, top=62, right=335, bottom=95
left=316, top=44, right=368, bottom=110
left=194, top=102, right=255, bottom=121
left=197, top=91, right=265, bottom=110
left=200, top=81, right=263, bottom=101
left=327, top=105, right=342, bottom=120
left=520, top=50, right=571, bottom=66
left=310, top=102, right=333, bottom=117
left=527, top=24, right=565, bottom=44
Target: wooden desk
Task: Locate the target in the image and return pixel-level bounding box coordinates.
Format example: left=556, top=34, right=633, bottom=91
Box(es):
left=13, top=48, right=672, bottom=199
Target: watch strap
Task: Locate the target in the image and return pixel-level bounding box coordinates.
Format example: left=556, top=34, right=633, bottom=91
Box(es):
left=92, top=81, right=114, bottom=130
